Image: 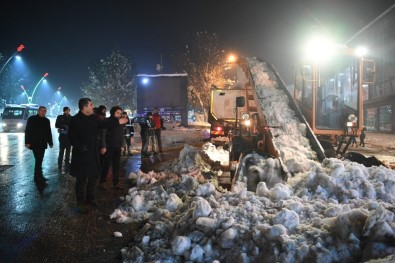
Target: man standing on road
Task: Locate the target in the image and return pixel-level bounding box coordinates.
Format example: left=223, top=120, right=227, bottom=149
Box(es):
left=25, top=106, right=53, bottom=184
left=152, top=107, right=164, bottom=153
left=68, top=98, right=128, bottom=213
left=99, top=106, right=125, bottom=190
left=55, top=106, right=72, bottom=172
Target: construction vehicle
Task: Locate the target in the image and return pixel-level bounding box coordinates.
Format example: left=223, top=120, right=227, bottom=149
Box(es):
left=211, top=55, right=384, bottom=190
left=293, top=42, right=376, bottom=158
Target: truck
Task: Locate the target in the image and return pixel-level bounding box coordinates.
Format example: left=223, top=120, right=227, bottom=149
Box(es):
left=210, top=56, right=384, bottom=191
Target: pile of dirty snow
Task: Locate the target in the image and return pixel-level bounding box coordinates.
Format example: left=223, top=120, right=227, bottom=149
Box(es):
left=111, top=143, right=395, bottom=263
left=247, top=57, right=317, bottom=174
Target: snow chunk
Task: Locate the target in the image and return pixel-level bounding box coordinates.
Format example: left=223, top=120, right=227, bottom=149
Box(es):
left=166, top=193, right=183, bottom=212
left=269, top=183, right=292, bottom=201
left=193, top=197, right=212, bottom=218
left=273, top=208, right=299, bottom=230
left=172, top=236, right=191, bottom=256
left=196, top=183, right=216, bottom=197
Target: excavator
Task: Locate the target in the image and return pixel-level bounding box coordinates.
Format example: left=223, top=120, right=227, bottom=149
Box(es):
left=209, top=54, right=385, bottom=191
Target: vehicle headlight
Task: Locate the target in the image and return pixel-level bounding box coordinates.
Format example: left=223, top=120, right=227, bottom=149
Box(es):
left=17, top=123, right=23, bottom=128
left=348, top=114, right=357, bottom=123
left=241, top=113, right=250, bottom=120
left=244, top=119, right=251, bottom=126
left=1, top=123, right=6, bottom=127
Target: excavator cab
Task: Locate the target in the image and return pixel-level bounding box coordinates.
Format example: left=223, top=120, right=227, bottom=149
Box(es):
left=294, top=45, right=375, bottom=157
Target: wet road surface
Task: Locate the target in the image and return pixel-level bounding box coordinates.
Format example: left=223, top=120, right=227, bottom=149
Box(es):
left=0, top=128, right=143, bottom=263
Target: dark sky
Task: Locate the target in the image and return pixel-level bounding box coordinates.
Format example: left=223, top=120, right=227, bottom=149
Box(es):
left=1, top=0, right=393, bottom=101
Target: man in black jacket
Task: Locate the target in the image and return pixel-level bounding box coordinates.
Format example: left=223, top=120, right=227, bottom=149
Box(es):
left=68, top=98, right=128, bottom=213
left=25, top=106, right=53, bottom=184
left=55, top=106, right=72, bottom=171
left=100, top=106, right=124, bottom=190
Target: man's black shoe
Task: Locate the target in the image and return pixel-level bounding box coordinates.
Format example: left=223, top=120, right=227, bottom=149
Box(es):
left=34, top=175, right=48, bottom=183
left=86, top=200, right=99, bottom=208
left=76, top=202, right=90, bottom=214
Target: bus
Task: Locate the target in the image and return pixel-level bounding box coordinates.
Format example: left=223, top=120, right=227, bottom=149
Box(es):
left=1, top=104, right=39, bottom=132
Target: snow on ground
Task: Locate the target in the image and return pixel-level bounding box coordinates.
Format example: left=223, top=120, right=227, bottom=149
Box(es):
left=110, top=58, right=395, bottom=263
left=113, top=143, right=395, bottom=263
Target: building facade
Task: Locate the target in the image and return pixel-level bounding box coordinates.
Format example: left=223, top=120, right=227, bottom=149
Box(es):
left=348, top=4, right=395, bottom=133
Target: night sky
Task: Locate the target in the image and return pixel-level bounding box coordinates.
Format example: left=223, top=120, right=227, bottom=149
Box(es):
left=1, top=0, right=393, bottom=101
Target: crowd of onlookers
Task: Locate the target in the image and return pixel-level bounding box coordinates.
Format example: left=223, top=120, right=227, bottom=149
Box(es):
left=24, top=98, right=165, bottom=213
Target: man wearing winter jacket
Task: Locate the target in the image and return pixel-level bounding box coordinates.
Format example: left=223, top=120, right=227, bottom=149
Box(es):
left=55, top=106, right=72, bottom=171
left=152, top=107, right=164, bottom=153
left=99, top=106, right=125, bottom=190
left=25, top=106, right=53, bottom=184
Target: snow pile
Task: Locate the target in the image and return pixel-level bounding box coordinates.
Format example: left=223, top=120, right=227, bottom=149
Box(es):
left=246, top=57, right=317, bottom=174
left=110, top=57, right=395, bottom=262
left=113, top=147, right=395, bottom=262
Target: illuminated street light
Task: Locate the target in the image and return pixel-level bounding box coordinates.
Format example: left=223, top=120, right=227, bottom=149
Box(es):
left=0, top=44, right=25, bottom=75
left=227, top=54, right=238, bottom=63
left=29, top=72, right=49, bottom=104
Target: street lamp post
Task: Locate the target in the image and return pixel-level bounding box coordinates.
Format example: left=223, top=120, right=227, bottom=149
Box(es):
left=56, top=96, right=67, bottom=114
left=20, top=85, right=29, bottom=101
left=29, top=72, right=48, bottom=104
left=0, top=44, right=25, bottom=75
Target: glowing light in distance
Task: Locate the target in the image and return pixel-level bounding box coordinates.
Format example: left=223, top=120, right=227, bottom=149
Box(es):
left=142, top=77, right=149, bottom=85
left=355, top=46, right=368, bottom=57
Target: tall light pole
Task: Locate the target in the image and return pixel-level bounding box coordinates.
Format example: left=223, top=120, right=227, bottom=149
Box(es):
left=20, top=85, right=29, bottom=101
left=0, top=44, right=25, bottom=75
left=29, top=72, right=48, bottom=104
left=57, top=96, right=67, bottom=114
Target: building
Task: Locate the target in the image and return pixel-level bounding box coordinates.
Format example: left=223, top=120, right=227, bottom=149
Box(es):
left=136, top=74, right=188, bottom=127
left=347, top=4, right=395, bottom=133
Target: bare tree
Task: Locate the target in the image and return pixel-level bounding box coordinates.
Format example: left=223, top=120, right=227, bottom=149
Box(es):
left=176, top=32, right=234, bottom=121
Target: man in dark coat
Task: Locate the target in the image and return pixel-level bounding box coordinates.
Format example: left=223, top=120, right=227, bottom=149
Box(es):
left=55, top=106, right=72, bottom=171
left=68, top=98, right=128, bottom=213
left=100, top=106, right=125, bottom=190
left=25, top=106, right=53, bottom=184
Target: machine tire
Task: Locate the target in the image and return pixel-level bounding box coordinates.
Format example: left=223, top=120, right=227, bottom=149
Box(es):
left=319, top=139, right=337, bottom=158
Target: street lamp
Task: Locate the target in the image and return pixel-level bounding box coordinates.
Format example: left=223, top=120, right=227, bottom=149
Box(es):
left=56, top=96, right=67, bottom=114
left=29, top=72, right=48, bottom=104
left=20, top=85, right=29, bottom=101
left=0, top=44, right=25, bottom=75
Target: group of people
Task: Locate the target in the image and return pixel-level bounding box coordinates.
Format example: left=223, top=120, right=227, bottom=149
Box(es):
left=24, top=98, right=141, bottom=213
left=140, top=107, right=165, bottom=157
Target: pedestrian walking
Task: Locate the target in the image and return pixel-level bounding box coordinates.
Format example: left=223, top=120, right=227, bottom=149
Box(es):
left=99, top=106, right=125, bottom=190
left=55, top=106, right=72, bottom=172
left=141, top=112, right=155, bottom=157
left=25, top=106, right=53, bottom=184
left=152, top=107, right=165, bottom=153
left=360, top=127, right=367, bottom=147
left=68, top=98, right=128, bottom=213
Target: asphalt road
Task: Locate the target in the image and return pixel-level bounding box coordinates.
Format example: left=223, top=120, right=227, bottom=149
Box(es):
left=0, top=125, right=143, bottom=263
